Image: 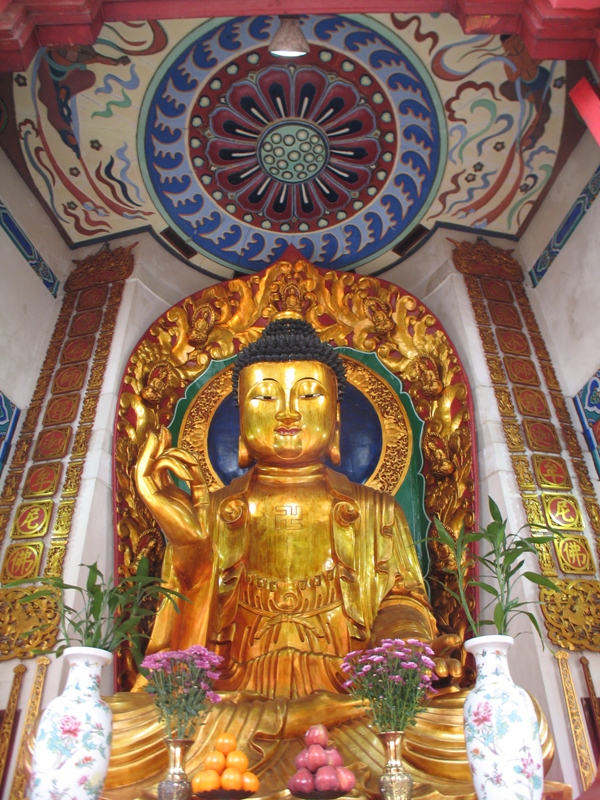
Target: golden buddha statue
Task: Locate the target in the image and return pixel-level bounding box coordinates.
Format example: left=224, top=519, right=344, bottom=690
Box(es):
left=103, top=317, right=552, bottom=800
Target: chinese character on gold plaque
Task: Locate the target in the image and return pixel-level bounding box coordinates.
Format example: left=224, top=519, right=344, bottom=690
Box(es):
left=61, top=335, right=95, bottom=364
left=11, top=500, right=53, bottom=538
left=504, top=357, right=540, bottom=386
left=23, top=463, right=62, bottom=498
left=542, top=494, right=584, bottom=531
left=481, top=278, right=513, bottom=303
left=532, top=455, right=572, bottom=491
left=51, top=364, right=87, bottom=395
left=77, top=285, right=108, bottom=311
left=513, top=387, right=550, bottom=419
left=496, top=329, right=530, bottom=356
left=554, top=534, right=595, bottom=574
left=43, top=394, right=80, bottom=426
left=1, top=542, right=43, bottom=581
left=69, top=309, right=102, bottom=337
left=33, top=426, right=72, bottom=461
left=489, top=303, right=522, bottom=328
left=523, top=419, right=562, bottom=453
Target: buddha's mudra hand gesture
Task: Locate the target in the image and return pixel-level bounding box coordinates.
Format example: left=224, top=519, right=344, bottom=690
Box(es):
left=431, top=632, right=464, bottom=682
left=135, top=426, right=210, bottom=548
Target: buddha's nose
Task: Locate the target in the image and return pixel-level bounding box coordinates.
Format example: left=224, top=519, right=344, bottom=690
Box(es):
left=275, top=394, right=301, bottom=423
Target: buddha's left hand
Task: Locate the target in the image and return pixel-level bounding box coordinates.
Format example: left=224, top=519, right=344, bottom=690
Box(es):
left=431, top=633, right=463, bottom=680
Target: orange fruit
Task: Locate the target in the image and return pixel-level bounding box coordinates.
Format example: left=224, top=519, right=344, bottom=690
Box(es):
left=214, top=731, right=237, bottom=755
left=226, top=749, right=249, bottom=773
left=192, top=769, right=221, bottom=793
left=204, top=750, right=226, bottom=774
left=220, top=767, right=243, bottom=791
left=241, top=771, right=260, bottom=793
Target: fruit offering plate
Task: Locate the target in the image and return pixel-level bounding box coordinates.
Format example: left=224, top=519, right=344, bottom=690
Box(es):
left=289, top=791, right=347, bottom=799
left=192, top=791, right=255, bottom=799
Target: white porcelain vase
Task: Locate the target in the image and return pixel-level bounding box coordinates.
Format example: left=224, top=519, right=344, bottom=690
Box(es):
left=463, top=635, right=543, bottom=800
left=29, top=646, right=113, bottom=800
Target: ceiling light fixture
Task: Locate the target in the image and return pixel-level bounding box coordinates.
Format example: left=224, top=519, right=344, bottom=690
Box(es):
left=269, top=16, right=310, bottom=58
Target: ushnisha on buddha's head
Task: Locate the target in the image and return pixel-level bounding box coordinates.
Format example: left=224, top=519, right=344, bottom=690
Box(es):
left=232, top=317, right=347, bottom=469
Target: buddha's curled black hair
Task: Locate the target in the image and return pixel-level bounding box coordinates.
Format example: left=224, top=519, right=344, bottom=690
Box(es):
left=232, top=318, right=347, bottom=403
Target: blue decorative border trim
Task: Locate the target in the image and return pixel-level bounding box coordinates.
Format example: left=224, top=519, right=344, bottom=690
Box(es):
left=530, top=164, right=600, bottom=287
left=0, top=390, right=19, bottom=476
left=574, top=371, right=600, bottom=479
left=0, top=198, right=59, bottom=296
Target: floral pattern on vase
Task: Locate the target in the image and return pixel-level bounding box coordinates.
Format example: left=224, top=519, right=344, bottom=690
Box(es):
left=463, top=635, right=543, bottom=800
left=29, top=646, right=113, bottom=800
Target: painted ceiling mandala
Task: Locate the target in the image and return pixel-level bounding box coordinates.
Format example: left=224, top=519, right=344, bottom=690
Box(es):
left=140, top=15, right=445, bottom=272
left=12, top=13, right=567, bottom=279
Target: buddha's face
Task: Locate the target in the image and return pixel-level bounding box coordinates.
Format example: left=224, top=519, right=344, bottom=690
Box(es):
left=238, top=360, right=339, bottom=466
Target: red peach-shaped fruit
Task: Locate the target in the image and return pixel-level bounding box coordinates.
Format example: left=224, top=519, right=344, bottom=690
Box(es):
left=335, top=766, right=357, bottom=792
left=288, top=768, right=315, bottom=794
left=324, top=747, right=343, bottom=768
left=314, top=766, right=340, bottom=793
left=294, top=748, right=309, bottom=770
left=304, top=724, right=329, bottom=748
left=305, top=744, right=328, bottom=773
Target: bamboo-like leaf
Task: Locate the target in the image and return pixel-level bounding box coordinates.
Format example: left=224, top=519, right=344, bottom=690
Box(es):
left=493, top=603, right=506, bottom=633
left=523, top=572, right=561, bottom=591
left=471, top=580, right=499, bottom=597
left=489, top=497, right=503, bottom=524
left=520, top=610, right=545, bottom=645
left=433, top=518, right=455, bottom=549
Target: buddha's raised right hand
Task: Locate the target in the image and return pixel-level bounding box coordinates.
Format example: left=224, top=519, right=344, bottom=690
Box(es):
left=135, top=426, right=210, bottom=548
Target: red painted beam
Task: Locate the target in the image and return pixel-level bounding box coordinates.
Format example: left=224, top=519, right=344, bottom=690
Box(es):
left=569, top=77, right=600, bottom=148
left=524, top=0, right=600, bottom=38
left=2, top=0, right=600, bottom=73
left=455, top=10, right=521, bottom=33
left=102, top=0, right=454, bottom=19
left=547, top=0, right=600, bottom=8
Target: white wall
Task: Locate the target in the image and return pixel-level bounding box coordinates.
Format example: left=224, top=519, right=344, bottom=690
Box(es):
left=0, top=148, right=70, bottom=409
left=519, top=130, right=600, bottom=398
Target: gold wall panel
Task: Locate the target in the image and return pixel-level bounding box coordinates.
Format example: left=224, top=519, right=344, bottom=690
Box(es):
left=51, top=363, right=87, bottom=395
left=32, top=426, right=71, bottom=461
left=532, top=455, right=572, bottom=491
left=0, top=664, right=25, bottom=789
left=523, top=418, right=561, bottom=454
left=61, top=335, right=95, bottom=364
left=542, top=494, right=584, bottom=531
left=496, top=328, right=530, bottom=355
left=9, top=656, right=50, bottom=798
left=542, top=581, right=600, bottom=651
left=554, top=535, right=595, bottom=575
left=22, top=463, right=62, bottom=498
left=1, top=543, right=44, bottom=581
left=504, top=356, right=540, bottom=386
left=11, top=501, right=53, bottom=539
left=554, top=650, right=595, bottom=791
left=0, top=245, right=133, bottom=659
left=514, top=386, right=550, bottom=419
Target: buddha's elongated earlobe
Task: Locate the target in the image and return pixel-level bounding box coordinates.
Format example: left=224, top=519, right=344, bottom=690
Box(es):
left=328, top=408, right=341, bottom=465
left=238, top=437, right=252, bottom=468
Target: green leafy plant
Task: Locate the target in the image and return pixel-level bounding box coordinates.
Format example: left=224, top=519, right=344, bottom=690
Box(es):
left=7, top=556, right=185, bottom=663
left=433, top=497, right=560, bottom=640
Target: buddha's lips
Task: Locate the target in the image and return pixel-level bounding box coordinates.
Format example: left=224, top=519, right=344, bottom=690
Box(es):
left=276, top=426, right=301, bottom=435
